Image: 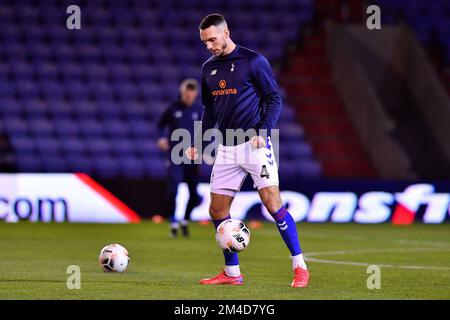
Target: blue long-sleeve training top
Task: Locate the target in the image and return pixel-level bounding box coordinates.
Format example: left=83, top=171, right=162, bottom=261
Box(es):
left=200, top=45, right=282, bottom=146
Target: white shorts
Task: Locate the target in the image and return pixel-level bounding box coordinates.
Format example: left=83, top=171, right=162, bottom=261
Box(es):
left=210, top=138, right=279, bottom=197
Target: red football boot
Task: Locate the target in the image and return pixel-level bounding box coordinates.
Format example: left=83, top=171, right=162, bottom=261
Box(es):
left=199, top=271, right=244, bottom=285
left=291, top=267, right=310, bottom=288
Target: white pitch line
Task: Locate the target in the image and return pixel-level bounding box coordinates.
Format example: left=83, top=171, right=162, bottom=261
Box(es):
left=305, top=247, right=450, bottom=256
left=303, top=248, right=450, bottom=271
left=302, top=231, right=450, bottom=248
left=305, top=257, right=450, bottom=271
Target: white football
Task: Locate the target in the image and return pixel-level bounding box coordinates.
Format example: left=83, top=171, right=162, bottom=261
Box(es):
left=215, top=219, right=250, bottom=253
left=98, top=244, right=130, bottom=273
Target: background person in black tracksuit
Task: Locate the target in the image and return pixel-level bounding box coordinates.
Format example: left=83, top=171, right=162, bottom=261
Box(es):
left=157, top=79, right=203, bottom=237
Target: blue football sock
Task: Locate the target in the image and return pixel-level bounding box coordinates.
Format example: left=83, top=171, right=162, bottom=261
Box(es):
left=271, top=206, right=302, bottom=256
left=169, top=215, right=178, bottom=224
left=213, top=215, right=239, bottom=266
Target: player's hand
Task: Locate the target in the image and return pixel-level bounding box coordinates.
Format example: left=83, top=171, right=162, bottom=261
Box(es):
left=250, top=136, right=266, bottom=150
left=185, top=146, right=199, bottom=160
left=157, top=138, right=170, bottom=151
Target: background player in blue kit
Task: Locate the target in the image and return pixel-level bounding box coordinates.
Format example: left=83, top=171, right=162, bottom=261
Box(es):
left=157, top=79, right=203, bottom=238
left=187, top=14, right=310, bottom=287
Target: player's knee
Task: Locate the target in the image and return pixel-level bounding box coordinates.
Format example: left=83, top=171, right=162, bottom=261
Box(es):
left=260, top=189, right=282, bottom=214
left=263, top=201, right=281, bottom=215
left=209, top=204, right=225, bottom=219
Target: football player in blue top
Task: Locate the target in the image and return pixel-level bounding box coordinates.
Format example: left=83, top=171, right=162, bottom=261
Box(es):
left=187, top=14, right=310, bottom=287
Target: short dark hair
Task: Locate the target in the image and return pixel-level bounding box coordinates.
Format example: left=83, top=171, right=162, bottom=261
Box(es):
left=180, top=78, right=199, bottom=92
left=185, top=83, right=197, bottom=91
left=199, top=13, right=226, bottom=30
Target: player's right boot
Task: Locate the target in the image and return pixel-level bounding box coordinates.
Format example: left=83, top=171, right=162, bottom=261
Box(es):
left=199, top=271, right=244, bottom=285
left=169, top=222, right=179, bottom=238
left=169, top=227, right=178, bottom=238
left=291, top=267, right=310, bottom=288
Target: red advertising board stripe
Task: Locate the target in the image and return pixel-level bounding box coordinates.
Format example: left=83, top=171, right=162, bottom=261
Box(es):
left=392, top=203, right=415, bottom=225
left=75, top=173, right=141, bottom=223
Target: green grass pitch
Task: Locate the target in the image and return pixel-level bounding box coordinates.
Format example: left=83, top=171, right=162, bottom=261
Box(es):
left=0, top=221, right=449, bottom=299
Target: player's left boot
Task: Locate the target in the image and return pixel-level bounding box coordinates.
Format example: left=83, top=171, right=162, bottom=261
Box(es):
left=181, top=224, right=189, bottom=237
left=291, top=267, right=310, bottom=288
left=199, top=271, right=244, bottom=285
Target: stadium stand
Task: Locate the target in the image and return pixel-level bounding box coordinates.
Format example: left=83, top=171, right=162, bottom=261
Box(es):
left=281, top=0, right=449, bottom=179
left=1, top=0, right=448, bottom=180
left=0, top=0, right=321, bottom=181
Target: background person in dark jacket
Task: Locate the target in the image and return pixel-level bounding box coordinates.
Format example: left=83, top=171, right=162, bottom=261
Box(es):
left=157, top=79, right=203, bottom=237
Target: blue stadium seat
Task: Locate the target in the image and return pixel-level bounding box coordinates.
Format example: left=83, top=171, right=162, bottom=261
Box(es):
left=278, top=123, right=305, bottom=141
left=119, top=156, right=146, bottom=178
left=16, top=80, right=40, bottom=100
left=0, top=98, right=23, bottom=117
left=96, top=101, right=123, bottom=119
left=104, top=120, right=130, bottom=138
left=16, top=155, right=41, bottom=172
left=112, top=139, right=136, bottom=155
left=280, top=141, right=313, bottom=159
left=296, top=160, right=322, bottom=179
left=40, top=81, right=66, bottom=100
left=34, top=137, right=61, bottom=155
left=94, top=156, right=120, bottom=178
left=23, top=100, right=48, bottom=117
left=47, top=100, right=73, bottom=117
left=144, top=157, right=168, bottom=179
left=61, top=137, right=85, bottom=155
left=123, top=102, right=149, bottom=120
left=78, top=119, right=104, bottom=137
left=41, top=156, right=69, bottom=172
left=86, top=138, right=113, bottom=155
left=129, top=120, right=156, bottom=138
left=3, top=119, right=29, bottom=135
left=28, top=119, right=55, bottom=136
left=279, top=159, right=322, bottom=180
left=68, top=156, right=95, bottom=174
left=135, top=139, right=160, bottom=157
left=10, top=136, right=35, bottom=153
